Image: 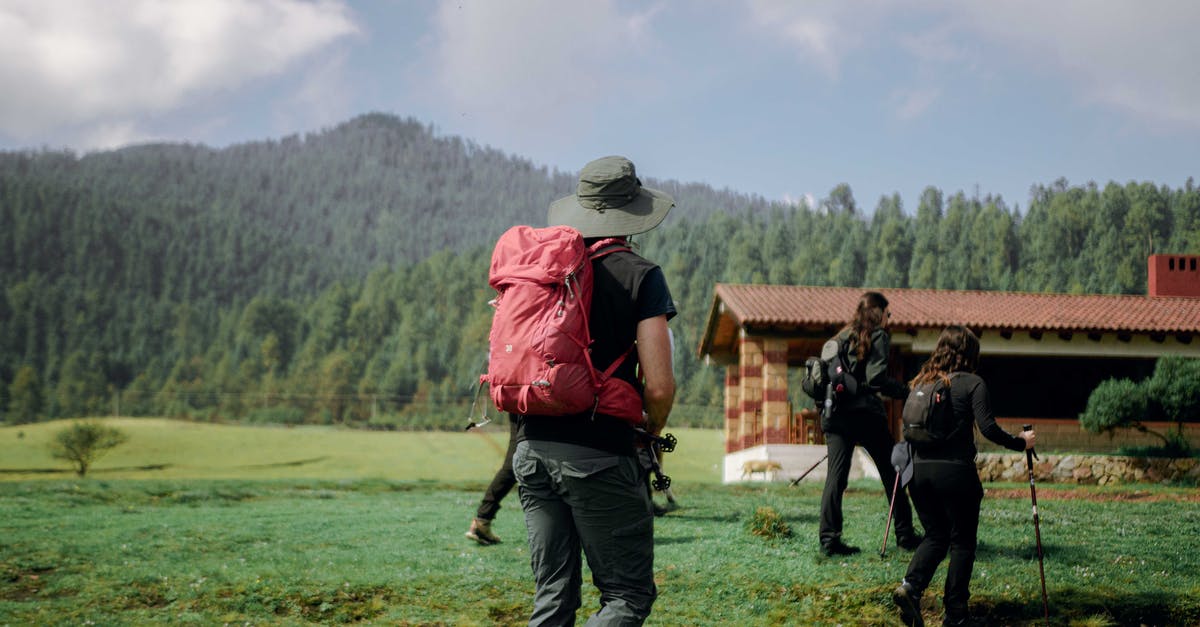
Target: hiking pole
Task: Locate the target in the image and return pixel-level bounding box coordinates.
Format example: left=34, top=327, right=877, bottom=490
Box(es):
left=789, top=454, right=829, bottom=486
left=880, top=468, right=901, bottom=558
left=1023, top=423, right=1050, bottom=625
left=635, top=429, right=677, bottom=491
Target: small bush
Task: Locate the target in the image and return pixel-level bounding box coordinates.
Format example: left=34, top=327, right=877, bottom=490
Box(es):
left=747, top=505, right=791, bottom=540
left=1079, top=378, right=1149, bottom=434
left=49, top=421, right=129, bottom=477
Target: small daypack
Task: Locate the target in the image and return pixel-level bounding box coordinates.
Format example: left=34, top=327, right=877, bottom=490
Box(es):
left=901, top=374, right=961, bottom=448
left=801, top=333, right=859, bottom=417
left=479, top=225, right=644, bottom=423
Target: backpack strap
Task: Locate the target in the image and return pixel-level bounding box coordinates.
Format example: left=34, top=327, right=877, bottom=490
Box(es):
left=586, top=237, right=637, bottom=394
left=587, top=237, right=632, bottom=261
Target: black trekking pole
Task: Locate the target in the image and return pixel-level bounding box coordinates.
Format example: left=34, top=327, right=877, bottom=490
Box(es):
left=880, top=469, right=900, bottom=558
left=789, top=454, right=828, bottom=486
left=1023, top=423, right=1050, bottom=625
left=634, top=429, right=677, bottom=491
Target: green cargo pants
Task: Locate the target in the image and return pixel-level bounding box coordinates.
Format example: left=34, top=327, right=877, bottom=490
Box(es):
left=514, top=440, right=656, bottom=626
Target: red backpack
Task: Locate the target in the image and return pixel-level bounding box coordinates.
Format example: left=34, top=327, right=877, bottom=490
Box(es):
left=480, top=225, right=645, bottom=424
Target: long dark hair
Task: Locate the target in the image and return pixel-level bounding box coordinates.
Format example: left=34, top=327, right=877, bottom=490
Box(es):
left=846, top=291, right=889, bottom=361
left=910, top=325, right=981, bottom=386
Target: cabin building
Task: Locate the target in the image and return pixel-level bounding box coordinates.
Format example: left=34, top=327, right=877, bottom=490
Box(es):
left=697, top=255, right=1200, bottom=483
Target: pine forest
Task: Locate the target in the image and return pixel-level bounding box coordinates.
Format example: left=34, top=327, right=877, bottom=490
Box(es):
left=2, top=113, right=1198, bottom=429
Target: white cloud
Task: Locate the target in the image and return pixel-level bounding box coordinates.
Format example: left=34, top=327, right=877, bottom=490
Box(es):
left=744, top=0, right=854, bottom=78
left=946, top=1, right=1200, bottom=131
left=414, top=0, right=666, bottom=149
left=0, top=0, right=358, bottom=148
left=781, top=192, right=815, bottom=209
left=740, top=1, right=1200, bottom=131
left=890, top=87, right=940, bottom=121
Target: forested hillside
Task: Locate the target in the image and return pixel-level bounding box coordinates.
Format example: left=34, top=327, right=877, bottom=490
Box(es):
left=1, top=113, right=1197, bottom=428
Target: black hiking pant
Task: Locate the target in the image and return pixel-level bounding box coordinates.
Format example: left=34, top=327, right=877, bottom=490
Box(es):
left=819, top=409, right=916, bottom=547
left=903, top=459, right=983, bottom=616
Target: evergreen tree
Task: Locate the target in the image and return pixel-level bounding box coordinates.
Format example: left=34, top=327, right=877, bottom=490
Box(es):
left=865, top=193, right=912, bottom=288
left=907, top=187, right=943, bottom=288
left=8, top=365, right=43, bottom=424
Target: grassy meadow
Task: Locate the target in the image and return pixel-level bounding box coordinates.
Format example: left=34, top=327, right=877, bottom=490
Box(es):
left=0, top=418, right=723, bottom=483
left=2, top=419, right=1200, bottom=625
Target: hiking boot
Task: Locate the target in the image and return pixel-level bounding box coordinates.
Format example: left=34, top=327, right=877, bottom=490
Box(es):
left=942, top=606, right=983, bottom=626
left=897, top=533, right=924, bottom=551
left=820, top=539, right=861, bottom=557
left=892, top=582, right=924, bottom=627
left=465, top=517, right=501, bottom=545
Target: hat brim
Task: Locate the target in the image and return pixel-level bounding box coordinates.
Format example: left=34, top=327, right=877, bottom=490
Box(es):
left=547, top=186, right=674, bottom=238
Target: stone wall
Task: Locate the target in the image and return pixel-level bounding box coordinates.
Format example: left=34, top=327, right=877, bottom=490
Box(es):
left=976, top=452, right=1200, bottom=485
left=976, top=418, right=1200, bottom=454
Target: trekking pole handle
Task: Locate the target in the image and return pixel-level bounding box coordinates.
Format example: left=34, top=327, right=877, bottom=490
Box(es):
left=1022, top=423, right=1038, bottom=461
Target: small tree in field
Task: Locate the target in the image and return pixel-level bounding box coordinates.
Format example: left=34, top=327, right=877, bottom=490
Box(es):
left=49, top=421, right=129, bottom=477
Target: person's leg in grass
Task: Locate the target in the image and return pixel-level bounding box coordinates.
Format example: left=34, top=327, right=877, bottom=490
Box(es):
left=467, top=416, right=518, bottom=545
left=860, top=420, right=921, bottom=549
left=569, top=454, right=657, bottom=624
left=941, top=468, right=984, bottom=624
left=896, top=461, right=956, bottom=626
left=514, top=442, right=583, bottom=625
left=819, top=430, right=860, bottom=555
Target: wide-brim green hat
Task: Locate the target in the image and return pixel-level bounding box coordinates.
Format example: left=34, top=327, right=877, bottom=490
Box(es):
left=547, top=155, right=675, bottom=238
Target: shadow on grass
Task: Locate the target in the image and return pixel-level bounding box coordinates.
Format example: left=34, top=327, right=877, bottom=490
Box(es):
left=667, top=511, right=742, bottom=523
left=0, top=457, right=327, bottom=475
left=235, top=456, right=328, bottom=468
left=976, top=539, right=1087, bottom=563
left=973, top=587, right=1200, bottom=626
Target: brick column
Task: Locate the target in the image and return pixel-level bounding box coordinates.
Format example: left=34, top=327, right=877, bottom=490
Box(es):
left=739, top=335, right=764, bottom=451
left=724, top=365, right=741, bottom=453
left=762, top=337, right=790, bottom=443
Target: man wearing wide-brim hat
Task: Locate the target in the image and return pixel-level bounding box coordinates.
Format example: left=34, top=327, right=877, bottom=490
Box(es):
left=512, top=155, right=677, bottom=625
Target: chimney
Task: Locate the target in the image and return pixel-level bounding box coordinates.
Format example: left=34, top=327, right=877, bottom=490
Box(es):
left=1148, top=255, right=1200, bottom=297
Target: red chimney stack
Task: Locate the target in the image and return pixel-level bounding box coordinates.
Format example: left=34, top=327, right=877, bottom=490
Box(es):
left=1148, top=255, right=1200, bottom=297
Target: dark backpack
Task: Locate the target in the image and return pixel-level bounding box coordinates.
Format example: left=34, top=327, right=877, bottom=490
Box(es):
left=901, top=374, right=961, bottom=448
left=801, top=334, right=859, bottom=417
left=480, top=225, right=644, bottom=423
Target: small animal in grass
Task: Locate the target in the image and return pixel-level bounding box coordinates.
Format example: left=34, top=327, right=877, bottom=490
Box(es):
left=741, top=459, right=783, bottom=480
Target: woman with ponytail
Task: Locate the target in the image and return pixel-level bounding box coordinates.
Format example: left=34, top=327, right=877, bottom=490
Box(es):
left=891, top=325, right=1036, bottom=627
left=818, top=291, right=921, bottom=556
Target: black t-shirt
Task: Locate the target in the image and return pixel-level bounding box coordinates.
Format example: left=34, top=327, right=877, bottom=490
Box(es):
left=517, top=246, right=676, bottom=455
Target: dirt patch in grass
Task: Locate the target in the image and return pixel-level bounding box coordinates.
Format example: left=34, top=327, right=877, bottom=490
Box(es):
left=0, top=564, right=63, bottom=602
left=987, top=487, right=1200, bottom=502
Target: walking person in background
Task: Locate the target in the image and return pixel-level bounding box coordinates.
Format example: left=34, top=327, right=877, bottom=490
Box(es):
left=892, top=325, right=1036, bottom=627
left=819, top=291, right=922, bottom=556
left=513, top=156, right=677, bottom=625
left=465, top=415, right=517, bottom=545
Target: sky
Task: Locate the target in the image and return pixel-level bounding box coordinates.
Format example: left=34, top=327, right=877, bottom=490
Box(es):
left=2, top=0, right=1199, bottom=214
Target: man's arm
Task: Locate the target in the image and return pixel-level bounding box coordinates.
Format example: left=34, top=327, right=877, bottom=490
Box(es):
left=636, top=314, right=675, bottom=435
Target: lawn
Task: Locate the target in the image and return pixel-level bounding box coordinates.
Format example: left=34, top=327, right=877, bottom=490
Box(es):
left=0, top=418, right=725, bottom=483
left=2, top=420, right=1199, bottom=625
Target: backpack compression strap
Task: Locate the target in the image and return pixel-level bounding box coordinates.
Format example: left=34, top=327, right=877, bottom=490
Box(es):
left=586, top=237, right=637, bottom=391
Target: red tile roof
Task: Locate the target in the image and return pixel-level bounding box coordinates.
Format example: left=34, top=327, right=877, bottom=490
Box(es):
left=713, top=284, right=1200, bottom=334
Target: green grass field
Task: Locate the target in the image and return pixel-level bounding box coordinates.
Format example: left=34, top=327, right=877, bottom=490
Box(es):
left=0, top=418, right=725, bottom=483
left=3, top=419, right=1199, bottom=625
